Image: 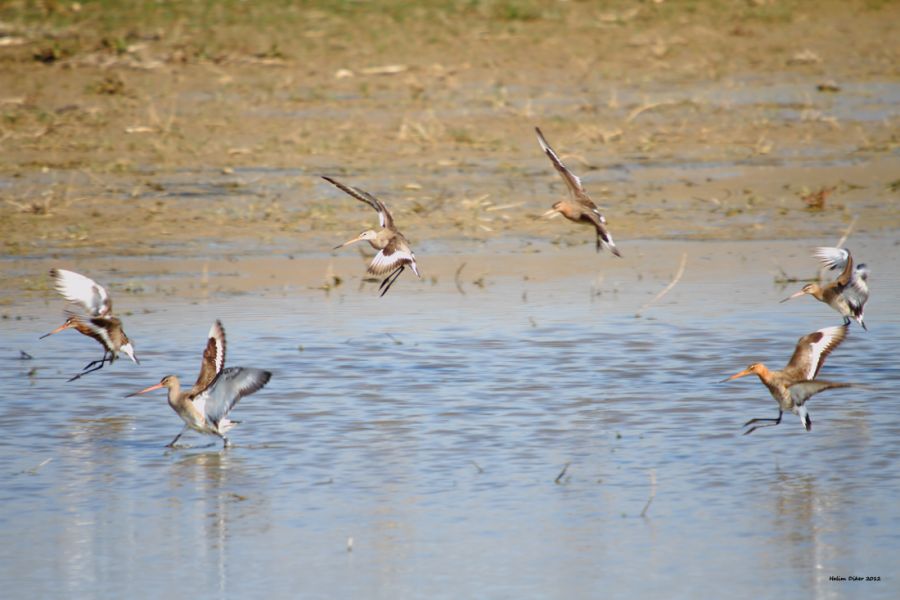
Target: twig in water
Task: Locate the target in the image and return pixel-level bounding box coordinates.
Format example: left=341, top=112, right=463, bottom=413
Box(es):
left=471, top=460, right=484, bottom=474
left=636, top=252, right=687, bottom=317
left=19, top=457, right=52, bottom=475
left=640, top=469, right=657, bottom=518
left=454, top=262, right=467, bottom=295
left=555, top=462, right=570, bottom=485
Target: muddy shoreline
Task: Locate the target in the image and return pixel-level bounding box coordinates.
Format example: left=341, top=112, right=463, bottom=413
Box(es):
left=1, top=0, right=898, bottom=300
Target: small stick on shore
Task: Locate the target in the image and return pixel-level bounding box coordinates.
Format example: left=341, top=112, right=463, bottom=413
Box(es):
left=454, top=262, right=467, bottom=295
left=774, top=266, right=817, bottom=285
left=834, top=215, right=858, bottom=250
left=636, top=252, right=687, bottom=317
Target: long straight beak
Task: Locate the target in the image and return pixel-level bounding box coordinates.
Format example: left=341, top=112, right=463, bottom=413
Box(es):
left=779, top=290, right=807, bottom=303
left=721, top=368, right=753, bottom=383
left=126, top=382, right=164, bottom=397
left=39, top=322, right=70, bottom=339
left=334, top=237, right=361, bottom=250
left=541, top=208, right=560, bottom=219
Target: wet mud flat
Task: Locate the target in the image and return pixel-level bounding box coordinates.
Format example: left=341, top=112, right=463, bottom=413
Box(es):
left=0, top=0, right=898, bottom=271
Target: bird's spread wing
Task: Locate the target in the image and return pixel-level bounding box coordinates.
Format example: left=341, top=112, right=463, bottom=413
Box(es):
left=368, top=237, right=416, bottom=276
left=786, top=325, right=848, bottom=380
left=191, top=320, right=226, bottom=396
left=195, top=367, right=271, bottom=426
left=535, top=127, right=598, bottom=209
left=814, top=247, right=870, bottom=315
left=788, top=380, right=854, bottom=405
left=813, top=247, right=850, bottom=272
left=51, top=269, right=112, bottom=317
left=322, top=175, right=394, bottom=228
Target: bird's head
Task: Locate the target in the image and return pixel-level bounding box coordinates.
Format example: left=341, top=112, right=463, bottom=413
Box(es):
left=722, top=363, right=767, bottom=382
left=540, top=203, right=563, bottom=219
left=126, top=375, right=178, bottom=397
left=39, top=315, right=79, bottom=339
left=334, top=229, right=377, bottom=249
left=780, top=283, right=819, bottom=303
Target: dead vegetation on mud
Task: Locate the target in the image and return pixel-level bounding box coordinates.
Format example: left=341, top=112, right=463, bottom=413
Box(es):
left=0, top=1, right=897, bottom=266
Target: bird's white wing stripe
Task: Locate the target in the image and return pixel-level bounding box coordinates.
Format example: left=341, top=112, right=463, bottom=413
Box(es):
left=806, top=325, right=845, bottom=379
left=52, top=269, right=111, bottom=317
left=813, top=247, right=850, bottom=271
left=369, top=249, right=414, bottom=275
left=78, top=317, right=114, bottom=351
left=208, top=320, right=226, bottom=373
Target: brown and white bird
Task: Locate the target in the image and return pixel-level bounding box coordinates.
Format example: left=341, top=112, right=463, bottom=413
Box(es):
left=782, top=247, right=869, bottom=330
left=722, top=325, right=854, bottom=435
left=535, top=127, right=621, bottom=257
left=127, top=320, right=270, bottom=448
left=41, top=268, right=138, bottom=381
left=323, top=175, right=420, bottom=296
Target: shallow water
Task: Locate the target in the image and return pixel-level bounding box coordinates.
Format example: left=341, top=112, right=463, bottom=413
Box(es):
left=1, top=239, right=898, bottom=598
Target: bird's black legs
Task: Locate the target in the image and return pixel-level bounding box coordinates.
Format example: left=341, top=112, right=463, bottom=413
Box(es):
left=166, top=427, right=187, bottom=448
left=743, top=410, right=783, bottom=436
left=843, top=317, right=851, bottom=326
left=379, top=265, right=405, bottom=297
left=67, top=352, right=110, bottom=382
left=595, top=231, right=601, bottom=253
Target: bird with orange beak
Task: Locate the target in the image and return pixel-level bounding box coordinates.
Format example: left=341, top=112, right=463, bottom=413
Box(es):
left=41, top=268, right=138, bottom=381
left=722, top=325, right=855, bottom=435
left=128, top=320, right=270, bottom=448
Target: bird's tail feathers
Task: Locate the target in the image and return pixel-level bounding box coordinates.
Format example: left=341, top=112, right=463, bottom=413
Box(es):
left=797, top=404, right=812, bottom=432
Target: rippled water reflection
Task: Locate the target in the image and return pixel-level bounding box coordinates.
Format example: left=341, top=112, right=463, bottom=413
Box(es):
left=1, top=240, right=898, bottom=598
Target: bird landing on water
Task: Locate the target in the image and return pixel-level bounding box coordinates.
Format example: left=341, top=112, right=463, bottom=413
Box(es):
left=127, top=320, right=271, bottom=448
left=41, top=268, right=138, bottom=381
left=722, top=324, right=857, bottom=435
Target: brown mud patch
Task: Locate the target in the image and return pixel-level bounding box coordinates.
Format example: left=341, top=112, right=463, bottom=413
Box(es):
left=0, top=0, right=898, bottom=299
